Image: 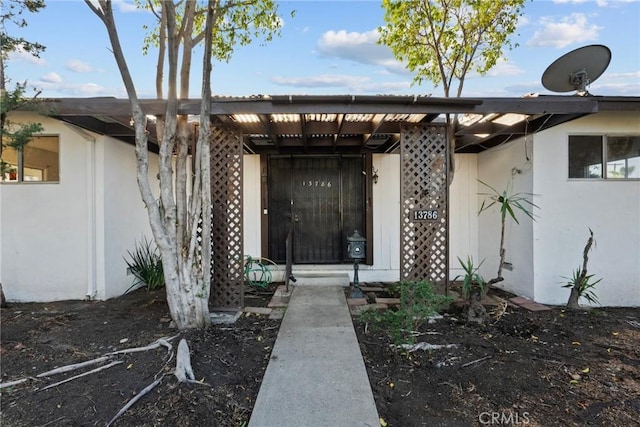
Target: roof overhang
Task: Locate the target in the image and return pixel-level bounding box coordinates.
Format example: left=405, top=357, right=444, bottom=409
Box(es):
left=42, top=94, right=640, bottom=154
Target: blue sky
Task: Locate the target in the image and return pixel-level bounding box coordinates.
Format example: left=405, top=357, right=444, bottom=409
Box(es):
left=6, top=0, right=640, bottom=99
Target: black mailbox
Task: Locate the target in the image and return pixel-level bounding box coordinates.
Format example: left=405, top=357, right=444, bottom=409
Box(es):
left=347, top=230, right=366, bottom=259
left=347, top=230, right=366, bottom=297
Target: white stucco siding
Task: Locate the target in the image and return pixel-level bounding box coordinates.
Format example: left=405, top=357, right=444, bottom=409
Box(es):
left=366, top=153, right=401, bottom=281
left=478, top=137, right=535, bottom=300
left=243, top=155, right=262, bottom=258
left=1, top=113, right=91, bottom=301
left=449, top=154, right=480, bottom=280
left=101, top=136, right=159, bottom=299
left=533, top=112, right=640, bottom=306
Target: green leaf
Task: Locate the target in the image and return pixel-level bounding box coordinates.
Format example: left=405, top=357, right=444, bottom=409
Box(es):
left=378, top=0, right=526, bottom=96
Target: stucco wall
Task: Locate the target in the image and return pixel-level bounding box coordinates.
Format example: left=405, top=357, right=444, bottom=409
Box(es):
left=449, top=154, right=480, bottom=279
left=101, top=136, right=159, bottom=299
left=1, top=113, right=90, bottom=301
left=477, top=112, right=640, bottom=307
left=243, top=155, right=262, bottom=258
left=1, top=113, right=160, bottom=302
left=365, top=153, right=402, bottom=281
left=478, top=137, right=535, bottom=300
left=532, top=112, right=640, bottom=306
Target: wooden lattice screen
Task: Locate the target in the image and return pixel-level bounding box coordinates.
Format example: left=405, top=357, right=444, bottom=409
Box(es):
left=209, top=122, right=244, bottom=310
left=400, top=124, right=449, bottom=288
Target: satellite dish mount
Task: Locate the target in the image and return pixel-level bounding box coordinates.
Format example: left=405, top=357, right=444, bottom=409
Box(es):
left=541, top=45, right=611, bottom=96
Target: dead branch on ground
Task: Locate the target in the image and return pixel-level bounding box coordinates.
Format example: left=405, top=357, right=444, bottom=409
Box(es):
left=38, top=361, right=124, bottom=392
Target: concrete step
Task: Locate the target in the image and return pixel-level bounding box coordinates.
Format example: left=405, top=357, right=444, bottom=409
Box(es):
left=291, top=272, right=351, bottom=287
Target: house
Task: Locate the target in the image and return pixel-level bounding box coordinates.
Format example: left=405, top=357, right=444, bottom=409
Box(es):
left=0, top=111, right=160, bottom=301
left=1, top=95, right=638, bottom=307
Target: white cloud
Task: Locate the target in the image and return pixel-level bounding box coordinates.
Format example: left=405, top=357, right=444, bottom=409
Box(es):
left=606, top=70, right=640, bottom=79
left=552, top=0, right=591, bottom=4
left=590, top=81, right=640, bottom=95
left=485, top=59, right=526, bottom=77
left=66, top=60, right=94, bottom=73
left=271, top=74, right=367, bottom=88
left=32, top=74, right=117, bottom=97
left=269, top=74, right=412, bottom=94
left=114, top=0, right=142, bottom=13
left=552, top=0, right=615, bottom=5
left=41, top=72, right=62, bottom=84
left=593, top=70, right=640, bottom=95
left=316, top=29, right=405, bottom=74
left=527, top=13, right=601, bottom=48
left=7, top=45, right=46, bottom=66
left=518, top=15, right=531, bottom=26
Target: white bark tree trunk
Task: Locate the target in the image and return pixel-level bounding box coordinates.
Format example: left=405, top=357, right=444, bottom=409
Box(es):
left=86, top=0, right=212, bottom=329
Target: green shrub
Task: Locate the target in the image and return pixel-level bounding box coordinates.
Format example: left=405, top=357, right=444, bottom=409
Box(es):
left=362, top=280, right=452, bottom=345
left=124, top=237, right=165, bottom=292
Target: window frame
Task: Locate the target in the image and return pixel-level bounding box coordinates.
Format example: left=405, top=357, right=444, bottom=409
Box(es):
left=568, top=133, right=640, bottom=181
left=1, top=134, right=60, bottom=184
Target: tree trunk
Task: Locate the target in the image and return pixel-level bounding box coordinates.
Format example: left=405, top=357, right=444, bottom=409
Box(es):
left=0, top=282, right=7, bottom=308
left=161, top=253, right=210, bottom=329
left=497, top=215, right=506, bottom=279
left=85, top=1, right=212, bottom=330
left=566, top=229, right=595, bottom=310
left=466, top=287, right=487, bottom=324
left=566, top=287, right=581, bottom=310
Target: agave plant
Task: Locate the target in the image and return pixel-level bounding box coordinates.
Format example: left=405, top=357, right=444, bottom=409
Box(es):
left=478, top=179, right=539, bottom=281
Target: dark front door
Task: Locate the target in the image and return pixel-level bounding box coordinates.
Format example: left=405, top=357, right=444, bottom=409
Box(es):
left=268, top=156, right=364, bottom=264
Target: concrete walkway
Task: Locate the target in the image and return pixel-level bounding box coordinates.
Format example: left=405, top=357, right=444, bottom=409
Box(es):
left=248, top=285, right=380, bottom=427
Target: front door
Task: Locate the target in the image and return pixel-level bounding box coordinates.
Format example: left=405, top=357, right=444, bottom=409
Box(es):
left=268, top=156, right=364, bottom=264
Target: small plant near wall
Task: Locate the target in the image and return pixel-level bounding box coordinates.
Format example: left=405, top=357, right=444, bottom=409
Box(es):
left=478, top=179, right=538, bottom=284
left=455, top=256, right=488, bottom=324
left=361, top=280, right=452, bottom=345
left=563, top=228, right=602, bottom=309
left=124, top=237, right=165, bottom=293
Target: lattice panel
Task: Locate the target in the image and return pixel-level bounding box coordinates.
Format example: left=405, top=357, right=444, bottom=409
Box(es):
left=400, top=124, right=449, bottom=286
left=209, top=123, right=244, bottom=309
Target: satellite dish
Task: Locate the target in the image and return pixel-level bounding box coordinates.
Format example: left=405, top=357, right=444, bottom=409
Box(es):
left=541, top=44, right=611, bottom=95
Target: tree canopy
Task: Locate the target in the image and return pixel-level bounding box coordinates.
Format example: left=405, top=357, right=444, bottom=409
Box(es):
left=1, top=0, right=46, bottom=178
left=378, top=0, right=527, bottom=97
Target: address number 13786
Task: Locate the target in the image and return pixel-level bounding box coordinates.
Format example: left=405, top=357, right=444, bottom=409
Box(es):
left=411, top=210, right=439, bottom=221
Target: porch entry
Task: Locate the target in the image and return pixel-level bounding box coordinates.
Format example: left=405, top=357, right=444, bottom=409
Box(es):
left=268, top=155, right=365, bottom=264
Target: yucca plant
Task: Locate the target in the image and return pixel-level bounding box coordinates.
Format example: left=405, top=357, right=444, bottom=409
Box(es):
left=563, top=228, right=602, bottom=308
left=562, top=268, right=602, bottom=306
left=478, top=179, right=538, bottom=281
left=455, top=256, right=488, bottom=324
left=124, top=237, right=164, bottom=292
left=456, top=256, right=486, bottom=300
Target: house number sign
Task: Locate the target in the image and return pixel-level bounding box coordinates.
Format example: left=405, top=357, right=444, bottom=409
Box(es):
left=410, top=209, right=439, bottom=221
left=301, top=180, right=332, bottom=188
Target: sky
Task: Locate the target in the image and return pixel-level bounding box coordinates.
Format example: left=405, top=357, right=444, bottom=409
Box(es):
left=5, top=0, right=640, bottom=99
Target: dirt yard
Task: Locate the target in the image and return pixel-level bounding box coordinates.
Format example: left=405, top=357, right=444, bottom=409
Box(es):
left=1, top=284, right=639, bottom=426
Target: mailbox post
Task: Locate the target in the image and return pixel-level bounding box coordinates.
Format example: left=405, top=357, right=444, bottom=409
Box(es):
left=347, top=230, right=366, bottom=298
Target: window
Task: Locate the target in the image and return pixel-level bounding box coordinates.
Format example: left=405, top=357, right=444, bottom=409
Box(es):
left=1, top=135, right=60, bottom=182
left=569, top=135, right=640, bottom=179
